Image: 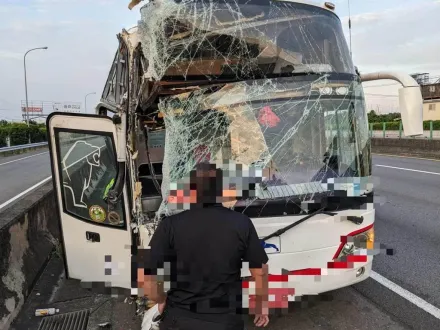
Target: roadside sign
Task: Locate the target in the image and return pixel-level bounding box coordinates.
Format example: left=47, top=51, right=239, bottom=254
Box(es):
left=53, top=102, right=82, bottom=113
left=21, top=107, right=43, bottom=113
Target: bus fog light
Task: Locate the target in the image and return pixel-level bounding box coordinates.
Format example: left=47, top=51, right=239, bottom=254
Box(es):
left=356, top=267, right=365, bottom=277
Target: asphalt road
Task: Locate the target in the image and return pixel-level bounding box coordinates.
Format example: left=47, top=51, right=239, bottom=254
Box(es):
left=352, top=154, right=440, bottom=330
left=0, top=148, right=51, bottom=209
left=3, top=151, right=440, bottom=329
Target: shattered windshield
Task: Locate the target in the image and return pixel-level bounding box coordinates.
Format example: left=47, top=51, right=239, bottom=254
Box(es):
left=136, top=0, right=371, bottom=217
left=139, top=0, right=354, bottom=80
left=155, top=75, right=371, bottom=216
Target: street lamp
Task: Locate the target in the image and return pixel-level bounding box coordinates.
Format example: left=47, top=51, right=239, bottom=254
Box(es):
left=84, top=92, right=96, bottom=114
left=24, top=47, right=48, bottom=127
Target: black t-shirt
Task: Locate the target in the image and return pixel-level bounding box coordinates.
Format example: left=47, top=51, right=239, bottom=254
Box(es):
left=145, top=204, right=268, bottom=324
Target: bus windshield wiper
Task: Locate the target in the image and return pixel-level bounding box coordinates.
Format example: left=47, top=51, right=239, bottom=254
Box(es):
left=261, top=207, right=336, bottom=241
left=261, top=199, right=365, bottom=241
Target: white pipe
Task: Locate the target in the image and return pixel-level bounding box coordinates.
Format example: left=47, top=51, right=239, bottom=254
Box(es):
left=360, top=71, right=423, bottom=136
left=360, top=71, right=419, bottom=88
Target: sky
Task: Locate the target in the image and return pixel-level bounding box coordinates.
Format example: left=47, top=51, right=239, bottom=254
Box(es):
left=0, top=0, right=439, bottom=121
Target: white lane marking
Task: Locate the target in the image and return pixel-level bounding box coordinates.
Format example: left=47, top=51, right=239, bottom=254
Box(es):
left=373, top=153, right=440, bottom=162
left=0, top=176, right=52, bottom=211
left=375, top=164, right=440, bottom=176
left=0, top=151, right=48, bottom=166
left=371, top=271, right=440, bottom=319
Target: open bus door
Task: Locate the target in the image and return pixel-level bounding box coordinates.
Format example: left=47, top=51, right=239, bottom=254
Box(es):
left=46, top=113, right=132, bottom=291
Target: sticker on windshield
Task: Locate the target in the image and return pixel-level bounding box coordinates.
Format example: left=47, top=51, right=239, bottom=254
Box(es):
left=89, top=205, right=106, bottom=223
left=258, top=106, right=280, bottom=128
left=107, top=211, right=121, bottom=225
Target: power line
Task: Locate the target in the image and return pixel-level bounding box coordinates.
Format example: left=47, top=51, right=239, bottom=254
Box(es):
left=363, top=83, right=399, bottom=88
left=365, top=93, right=398, bottom=98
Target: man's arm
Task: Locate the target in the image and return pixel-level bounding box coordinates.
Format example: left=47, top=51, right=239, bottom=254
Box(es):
left=138, top=217, right=173, bottom=311
left=249, top=264, right=269, bottom=317
left=243, top=218, right=269, bottom=325
left=137, top=270, right=167, bottom=304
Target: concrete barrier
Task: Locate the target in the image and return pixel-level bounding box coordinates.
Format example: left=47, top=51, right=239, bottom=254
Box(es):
left=0, top=181, right=60, bottom=330
left=372, top=137, right=440, bottom=160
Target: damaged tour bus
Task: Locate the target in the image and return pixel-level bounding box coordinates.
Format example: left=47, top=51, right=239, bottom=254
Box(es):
left=46, top=0, right=423, bottom=307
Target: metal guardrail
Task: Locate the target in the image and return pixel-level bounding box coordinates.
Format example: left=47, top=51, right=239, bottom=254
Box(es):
left=0, top=142, right=48, bottom=154
left=371, top=130, right=440, bottom=139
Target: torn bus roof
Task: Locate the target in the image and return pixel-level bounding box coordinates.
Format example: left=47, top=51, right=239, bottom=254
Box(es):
left=128, top=0, right=338, bottom=13
left=120, top=26, right=141, bottom=53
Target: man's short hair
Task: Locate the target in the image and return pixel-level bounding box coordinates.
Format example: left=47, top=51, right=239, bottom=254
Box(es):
left=189, top=162, right=224, bottom=204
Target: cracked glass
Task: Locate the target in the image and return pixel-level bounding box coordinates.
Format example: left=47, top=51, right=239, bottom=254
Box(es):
left=135, top=0, right=372, bottom=219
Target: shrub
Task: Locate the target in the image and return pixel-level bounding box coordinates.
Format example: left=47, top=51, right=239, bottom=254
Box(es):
left=370, top=120, right=440, bottom=131
left=0, top=121, right=47, bottom=147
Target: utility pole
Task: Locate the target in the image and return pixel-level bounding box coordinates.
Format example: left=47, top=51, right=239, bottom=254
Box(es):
left=84, top=92, right=96, bottom=114
left=24, top=47, right=48, bottom=142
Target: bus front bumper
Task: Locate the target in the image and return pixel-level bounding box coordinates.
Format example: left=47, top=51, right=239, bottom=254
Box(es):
left=242, top=258, right=372, bottom=309
left=287, top=258, right=372, bottom=297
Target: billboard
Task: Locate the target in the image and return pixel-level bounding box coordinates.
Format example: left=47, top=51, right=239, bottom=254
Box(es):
left=21, top=107, right=43, bottom=113
left=53, top=102, right=82, bottom=113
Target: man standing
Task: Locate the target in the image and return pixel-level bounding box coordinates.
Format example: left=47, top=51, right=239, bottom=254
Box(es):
left=138, top=162, right=269, bottom=329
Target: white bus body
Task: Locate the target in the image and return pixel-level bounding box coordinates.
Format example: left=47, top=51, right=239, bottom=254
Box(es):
left=46, top=0, right=423, bottom=307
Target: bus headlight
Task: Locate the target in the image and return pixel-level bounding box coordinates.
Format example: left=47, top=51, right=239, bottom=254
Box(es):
left=337, top=226, right=374, bottom=259
left=335, top=86, right=349, bottom=95
left=320, top=87, right=333, bottom=95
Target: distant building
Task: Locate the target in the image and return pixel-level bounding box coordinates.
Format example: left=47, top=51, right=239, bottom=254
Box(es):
left=421, top=84, right=440, bottom=121
left=410, top=73, right=440, bottom=121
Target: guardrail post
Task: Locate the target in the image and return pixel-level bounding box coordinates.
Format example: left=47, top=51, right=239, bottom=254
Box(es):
left=382, top=122, right=386, bottom=138
left=430, top=121, right=433, bottom=140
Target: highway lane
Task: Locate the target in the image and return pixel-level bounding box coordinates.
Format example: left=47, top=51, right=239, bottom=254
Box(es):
left=246, top=154, right=440, bottom=329
left=0, top=148, right=51, bottom=209
left=353, top=154, right=440, bottom=329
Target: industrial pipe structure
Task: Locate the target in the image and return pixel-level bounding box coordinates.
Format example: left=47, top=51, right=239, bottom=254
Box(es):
left=360, top=71, right=423, bottom=137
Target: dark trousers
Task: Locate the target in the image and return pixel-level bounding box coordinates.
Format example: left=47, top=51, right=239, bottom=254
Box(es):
left=159, top=307, right=245, bottom=330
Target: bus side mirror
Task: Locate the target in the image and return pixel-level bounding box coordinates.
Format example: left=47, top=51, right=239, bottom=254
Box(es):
left=399, top=87, right=424, bottom=137
left=360, top=71, right=424, bottom=137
